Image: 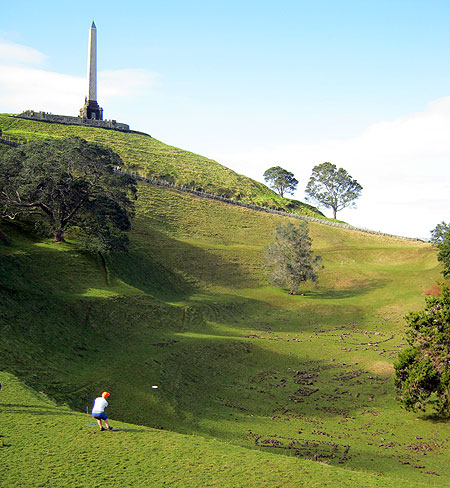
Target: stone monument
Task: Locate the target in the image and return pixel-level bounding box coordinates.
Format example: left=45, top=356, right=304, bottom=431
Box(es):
left=17, top=21, right=131, bottom=132
left=80, top=21, right=103, bottom=121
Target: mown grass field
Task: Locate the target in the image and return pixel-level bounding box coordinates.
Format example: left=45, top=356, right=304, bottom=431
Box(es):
left=0, top=119, right=446, bottom=487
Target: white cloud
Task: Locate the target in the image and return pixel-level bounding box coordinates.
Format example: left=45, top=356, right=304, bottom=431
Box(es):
left=0, top=65, right=84, bottom=114
left=0, top=39, right=47, bottom=65
left=0, top=39, right=160, bottom=116
left=99, top=69, right=161, bottom=100
left=212, top=98, right=450, bottom=238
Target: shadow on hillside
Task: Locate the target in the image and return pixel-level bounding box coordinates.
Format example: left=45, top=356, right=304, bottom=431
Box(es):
left=111, top=247, right=194, bottom=301
left=133, top=329, right=430, bottom=477
left=109, top=329, right=412, bottom=476
left=0, top=403, right=79, bottom=416
left=420, top=414, right=450, bottom=423
left=302, top=280, right=387, bottom=300
left=111, top=428, right=148, bottom=433
left=113, top=228, right=261, bottom=297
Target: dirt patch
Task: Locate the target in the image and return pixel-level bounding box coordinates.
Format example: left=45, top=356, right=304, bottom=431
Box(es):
left=369, top=361, right=394, bottom=375
left=247, top=431, right=350, bottom=462
left=424, top=283, right=442, bottom=297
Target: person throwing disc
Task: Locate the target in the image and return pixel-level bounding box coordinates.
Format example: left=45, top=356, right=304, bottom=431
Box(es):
left=91, top=391, right=113, bottom=431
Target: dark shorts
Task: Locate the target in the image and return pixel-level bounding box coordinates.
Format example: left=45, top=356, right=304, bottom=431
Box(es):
left=92, top=412, right=107, bottom=420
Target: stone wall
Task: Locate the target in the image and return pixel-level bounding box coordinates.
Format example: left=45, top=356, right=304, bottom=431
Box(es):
left=16, top=111, right=130, bottom=131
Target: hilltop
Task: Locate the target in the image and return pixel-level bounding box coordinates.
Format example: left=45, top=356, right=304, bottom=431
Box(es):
left=0, top=115, right=323, bottom=217
left=0, top=118, right=446, bottom=487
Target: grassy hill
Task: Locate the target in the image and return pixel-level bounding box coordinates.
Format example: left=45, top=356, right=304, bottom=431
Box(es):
left=0, top=119, right=446, bottom=486
left=0, top=115, right=323, bottom=217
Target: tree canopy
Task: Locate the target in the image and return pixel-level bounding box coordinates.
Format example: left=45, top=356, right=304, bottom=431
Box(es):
left=305, top=162, right=362, bottom=219
left=263, top=166, right=298, bottom=198
left=264, top=221, right=322, bottom=294
left=0, top=137, right=137, bottom=253
left=431, top=221, right=450, bottom=278
left=394, top=285, right=450, bottom=415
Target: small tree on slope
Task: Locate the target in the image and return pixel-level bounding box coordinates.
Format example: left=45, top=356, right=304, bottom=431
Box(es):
left=263, top=166, right=298, bottom=198
left=264, top=221, right=323, bottom=295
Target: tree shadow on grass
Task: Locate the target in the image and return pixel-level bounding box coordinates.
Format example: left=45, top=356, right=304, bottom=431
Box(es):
left=302, top=280, right=388, bottom=300
left=419, top=413, right=450, bottom=424
left=112, top=227, right=262, bottom=299
left=0, top=403, right=79, bottom=416
left=109, top=428, right=148, bottom=433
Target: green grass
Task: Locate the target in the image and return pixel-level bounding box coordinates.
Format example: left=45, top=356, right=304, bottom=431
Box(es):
left=0, top=115, right=323, bottom=217
left=0, top=371, right=429, bottom=488
left=0, top=119, right=446, bottom=486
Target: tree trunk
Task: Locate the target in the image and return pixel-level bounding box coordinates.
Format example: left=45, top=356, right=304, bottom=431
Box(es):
left=53, top=229, right=65, bottom=242
left=333, top=208, right=337, bottom=219
left=0, top=230, right=9, bottom=246
left=98, top=251, right=109, bottom=285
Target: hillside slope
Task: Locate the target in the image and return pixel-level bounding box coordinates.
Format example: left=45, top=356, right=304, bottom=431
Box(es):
left=0, top=115, right=322, bottom=216
left=0, top=119, right=446, bottom=486
left=0, top=176, right=444, bottom=486
left=2, top=371, right=420, bottom=488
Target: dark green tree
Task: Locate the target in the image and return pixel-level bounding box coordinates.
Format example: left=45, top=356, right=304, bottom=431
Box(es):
left=263, top=166, right=298, bottom=198
left=264, top=221, right=323, bottom=295
left=305, top=162, right=362, bottom=219
left=431, top=221, right=450, bottom=278
left=394, top=285, right=450, bottom=415
left=0, top=137, right=136, bottom=252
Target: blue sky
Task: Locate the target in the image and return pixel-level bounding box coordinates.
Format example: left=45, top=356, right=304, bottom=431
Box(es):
left=1, top=1, right=449, bottom=237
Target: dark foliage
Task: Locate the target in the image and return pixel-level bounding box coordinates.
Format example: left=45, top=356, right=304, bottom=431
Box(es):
left=431, top=222, right=450, bottom=279
left=0, top=137, right=136, bottom=252
left=394, top=285, right=450, bottom=415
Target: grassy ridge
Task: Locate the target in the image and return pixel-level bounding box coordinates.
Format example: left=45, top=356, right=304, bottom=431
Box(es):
left=0, top=115, right=322, bottom=216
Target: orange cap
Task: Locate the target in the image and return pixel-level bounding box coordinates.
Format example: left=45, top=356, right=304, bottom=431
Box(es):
left=102, top=391, right=110, bottom=398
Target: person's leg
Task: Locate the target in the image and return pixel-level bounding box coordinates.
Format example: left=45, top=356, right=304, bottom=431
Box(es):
left=95, top=418, right=104, bottom=430
left=104, top=419, right=112, bottom=430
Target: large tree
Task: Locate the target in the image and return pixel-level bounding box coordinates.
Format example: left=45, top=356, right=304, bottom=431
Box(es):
left=263, top=166, right=298, bottom=198
left=0, top=137, right=136, bottom=252
left=264, top=221, right=323, bottom=295
left=394, top=285, right=450, bottom=415
left=431, top=221, right=450, bottom=278
left=305, top=162, right=362, bottom=219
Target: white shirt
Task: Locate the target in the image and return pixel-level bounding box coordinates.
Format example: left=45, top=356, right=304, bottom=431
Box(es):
left=92, top=397, right=108, bottom=414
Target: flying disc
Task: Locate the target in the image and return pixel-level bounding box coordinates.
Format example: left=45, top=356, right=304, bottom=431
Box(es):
left=152, top=385, right=159, bottom=389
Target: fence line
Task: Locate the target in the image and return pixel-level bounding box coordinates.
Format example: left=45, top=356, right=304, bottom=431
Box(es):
left=0, top=136, right=23, bottom=148
left=121, top=170, right=424, bottom=242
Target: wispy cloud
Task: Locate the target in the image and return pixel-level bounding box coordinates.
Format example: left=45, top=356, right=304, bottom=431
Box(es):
left=0, top=40, right=160, bottom=116
left=0, top=39, right=47, bottom=65
left=99, top=69, right=161, bottom=100
left=0, top=65, right=84, bottom=114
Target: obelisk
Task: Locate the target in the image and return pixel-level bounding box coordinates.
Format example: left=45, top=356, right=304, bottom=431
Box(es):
left=80, top=21, right=103, bottom=120
left=88, top=21, right=97, bottom=103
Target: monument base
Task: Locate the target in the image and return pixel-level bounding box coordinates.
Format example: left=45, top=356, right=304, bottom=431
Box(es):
left=80, top=99, right=103, bottom=121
